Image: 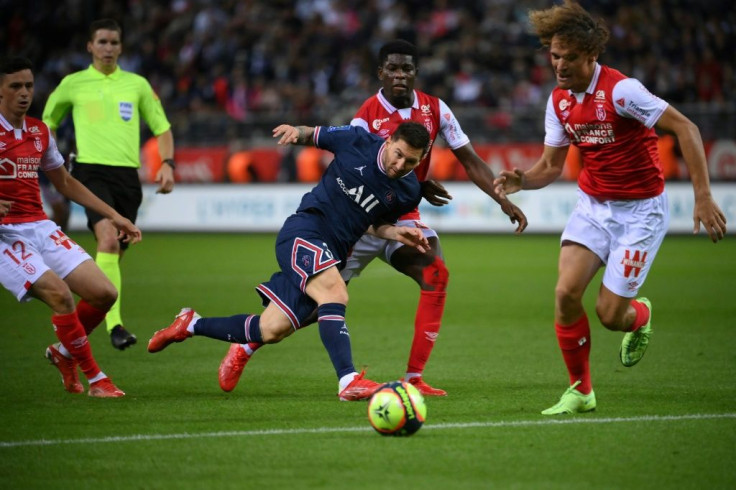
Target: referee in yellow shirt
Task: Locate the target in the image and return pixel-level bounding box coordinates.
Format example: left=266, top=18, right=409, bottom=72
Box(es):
left=43, top=18, right=176, bottom=350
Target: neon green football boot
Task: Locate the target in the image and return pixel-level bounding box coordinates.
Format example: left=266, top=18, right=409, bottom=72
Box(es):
left=620, top=297, right=653, bottom=367
left=541, top=381, right=596, bottom=415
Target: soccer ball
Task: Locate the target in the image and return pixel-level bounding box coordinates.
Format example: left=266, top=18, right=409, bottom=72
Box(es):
left=367, top=380, right=427, bottom=436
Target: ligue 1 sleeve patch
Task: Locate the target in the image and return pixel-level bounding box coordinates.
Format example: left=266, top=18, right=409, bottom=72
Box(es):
left=326, top=125, right=351, bottom=132
left=119, top=102, right=134, bottom=122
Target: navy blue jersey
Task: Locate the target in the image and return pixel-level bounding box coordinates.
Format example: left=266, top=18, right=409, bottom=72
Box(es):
left=296, top=125, right=421, bottom=260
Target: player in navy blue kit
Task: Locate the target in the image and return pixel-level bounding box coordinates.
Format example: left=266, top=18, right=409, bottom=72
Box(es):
left=148, top=122, right=431, bottom=401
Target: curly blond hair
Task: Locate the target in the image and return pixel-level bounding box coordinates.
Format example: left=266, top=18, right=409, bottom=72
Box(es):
left=528, top=0, right=609, bottom=56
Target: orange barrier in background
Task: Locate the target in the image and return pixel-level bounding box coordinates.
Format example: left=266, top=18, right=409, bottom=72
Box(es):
left=141, top=137, right=734, bottom=183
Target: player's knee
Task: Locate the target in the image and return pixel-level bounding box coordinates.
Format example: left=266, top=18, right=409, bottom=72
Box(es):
left=47, top=287, right=76, bottom=313
left=83, top=280, right=118, bottom=311
left=97, top=285, right=118, bottom=310
left=421, top=257, right=449, bottom=292
left=331, top=289, right=349, bottom=306
left=555, top=283, right=583, bottom=312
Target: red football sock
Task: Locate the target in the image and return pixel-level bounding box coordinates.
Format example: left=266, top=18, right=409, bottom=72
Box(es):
left=406, top=290, right=445, bottom=374
left=52, top=311, right=102, bottom=380
left=555, top=313, right=592, bottom=394
left=75, top=299, right=108, bottom=335
left=626, top=299, right=651, bottom=332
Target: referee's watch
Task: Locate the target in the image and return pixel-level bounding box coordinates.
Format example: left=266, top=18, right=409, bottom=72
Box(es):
left=162, top=158, right=176, bottom=170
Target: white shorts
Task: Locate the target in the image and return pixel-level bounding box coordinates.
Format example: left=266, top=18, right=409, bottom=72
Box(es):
left=340, top=219, right=439, bottom=282
left=561, top=189, right=669, bottom=298
left=0, top=220, right=92, bottom=302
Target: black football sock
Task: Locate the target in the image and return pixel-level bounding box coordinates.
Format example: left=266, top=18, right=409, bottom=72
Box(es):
left=193, top=314, right=261, bottom=343
left=317, top=303, right=355, bottom=379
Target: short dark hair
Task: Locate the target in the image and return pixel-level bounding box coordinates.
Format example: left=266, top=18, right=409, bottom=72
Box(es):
left=89, top=18, right=122, bottom=41
left=379, top=40, right=418, bottom=67
left=391, top=121, right=430, bottom=155
left=0, top=56, right=33, bottom=77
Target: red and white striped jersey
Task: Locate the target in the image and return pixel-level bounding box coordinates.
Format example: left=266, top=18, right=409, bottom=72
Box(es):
left=351, top=89, right=470, bottom=219
left=0, top=114, right=64, bottom=224
left=545, top=64, right=668, bottom=200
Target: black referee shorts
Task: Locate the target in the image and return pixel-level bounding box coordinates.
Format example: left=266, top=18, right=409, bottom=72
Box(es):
left=72, top=162, right=142, bottom=250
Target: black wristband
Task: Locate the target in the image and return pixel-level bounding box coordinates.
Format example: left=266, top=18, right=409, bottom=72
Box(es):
left=162, top=158, right=176, bottom=169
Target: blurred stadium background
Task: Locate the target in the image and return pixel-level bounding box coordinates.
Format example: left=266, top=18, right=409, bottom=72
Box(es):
left=4, top=0, right=734, bottom=227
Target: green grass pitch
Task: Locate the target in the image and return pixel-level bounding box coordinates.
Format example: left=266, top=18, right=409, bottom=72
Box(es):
left=1, top=233, right=734, bottom=489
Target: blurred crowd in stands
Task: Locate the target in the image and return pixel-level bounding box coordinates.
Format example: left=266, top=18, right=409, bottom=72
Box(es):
left=3, top=0, right=735, bottom=147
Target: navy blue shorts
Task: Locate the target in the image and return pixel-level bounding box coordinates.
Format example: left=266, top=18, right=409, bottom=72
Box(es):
left=256, top=211, right=341, bottom=330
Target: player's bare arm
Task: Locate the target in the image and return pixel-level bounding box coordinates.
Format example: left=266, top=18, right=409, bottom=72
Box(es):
left=0, top=199, right=12, bottom=218
left=273, top=125, right=315, bottom=146
left=494, top=145, right=568, bottom=198
left=453, top=144, right=528, bottom=233
left=44, top=166, right=142, bottom=244
left=655, top=106, right=727, bottom=242
left=368, top=223, right=429, bottom=254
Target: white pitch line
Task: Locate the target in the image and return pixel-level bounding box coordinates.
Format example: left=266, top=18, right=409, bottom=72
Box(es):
left=1, top=413, right=734, bottom=449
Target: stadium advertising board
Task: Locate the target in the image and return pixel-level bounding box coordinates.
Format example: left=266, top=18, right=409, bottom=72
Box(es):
left=63, top=183, right=735, bottom=234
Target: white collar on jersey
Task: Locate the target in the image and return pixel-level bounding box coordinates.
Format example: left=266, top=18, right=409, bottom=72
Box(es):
left=377, top=142, right=387, bottom=174
left=568, top=62, right=602, bottom=97
left=376, top=88, right=419, bottom=113
left=0, top=112, right=27, bottom=132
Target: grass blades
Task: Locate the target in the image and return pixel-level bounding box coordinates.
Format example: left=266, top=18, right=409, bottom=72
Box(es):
left=1, top=233, right=734, bottom=489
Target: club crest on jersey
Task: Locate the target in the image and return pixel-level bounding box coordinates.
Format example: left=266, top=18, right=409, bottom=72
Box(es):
left=372, top=118, right=389, bottom=131
left=594, top=90, right=607, bottom=121
left=385, top=191, right=395, bottom=203
left=596, top=104, right=606, bottom=121
left=34, top=138, right=42, bottom=152
left=119, top=102, right=133, bottom=121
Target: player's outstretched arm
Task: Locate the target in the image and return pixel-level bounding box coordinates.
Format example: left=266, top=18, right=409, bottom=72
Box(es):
left=44, top=166, right=142, bottom=244
left=655, top=106, right=727, bottom=242
left=452, top=144, right=527, bottom=233
left=493, top=145, right=568, bottom=199
left=368, top=224, right=429, bottom=254
left=273, top=125, right=315, bottom=146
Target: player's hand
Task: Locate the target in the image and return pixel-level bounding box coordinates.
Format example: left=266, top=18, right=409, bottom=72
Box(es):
left=393, top=226, right=430, bottom=254
left=421, top=180, right=452, bottom=206
left=694, top=196, right=727, bottom=243
left=499, top=199, right=528, bottom=234
left=155, top=163, right=175, bottom=194
left=493, top=168, right=525, bottom=199
left=0, top=200, right=12, bottom=218
left=112, top=216, right=142, bottom=245
left=273, top=125, right=299, bottom=145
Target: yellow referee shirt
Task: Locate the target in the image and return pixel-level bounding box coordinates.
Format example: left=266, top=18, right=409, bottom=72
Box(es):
left=42, top=65, right=171, bottom=168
